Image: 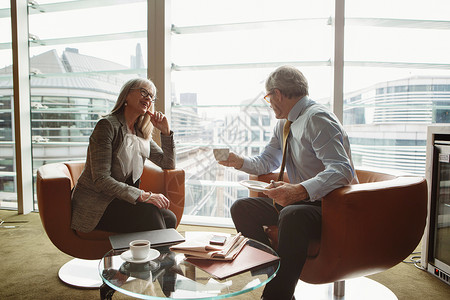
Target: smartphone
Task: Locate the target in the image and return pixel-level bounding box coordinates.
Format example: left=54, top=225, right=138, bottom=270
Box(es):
left=209, top=235, right=227, bottom=246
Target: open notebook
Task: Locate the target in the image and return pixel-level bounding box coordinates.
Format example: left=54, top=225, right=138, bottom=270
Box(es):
left=170, top=232, right=247, bottom=260
left=109, top=228, right=185, bottom=250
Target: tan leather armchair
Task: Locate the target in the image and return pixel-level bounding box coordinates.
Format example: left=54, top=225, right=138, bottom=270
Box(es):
left=250, top=169, right=427, bottom=297
left=36, top=160, right=185, bottom=287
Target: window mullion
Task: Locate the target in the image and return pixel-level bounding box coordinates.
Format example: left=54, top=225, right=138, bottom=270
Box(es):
left=148, top=0, right=171, bottom=146
left=10, top=0, right=33, bottom=214
left=332, top=0, right=345, bottom=122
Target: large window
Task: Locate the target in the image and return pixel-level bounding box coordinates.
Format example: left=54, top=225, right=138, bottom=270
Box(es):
left=2, top=1, right=449, bottom=226
left=0, top=1, right=14, bottom=209
left=171, top=0, right=333, bottom=225
left=343, top=0, right=450, bottom=175
left=1, top=0, right=148, bottom=210
left=28, top=0, right=148, bottom=172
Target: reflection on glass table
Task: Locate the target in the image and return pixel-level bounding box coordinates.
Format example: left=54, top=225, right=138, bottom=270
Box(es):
left=99, top=239, right=279, bottom=300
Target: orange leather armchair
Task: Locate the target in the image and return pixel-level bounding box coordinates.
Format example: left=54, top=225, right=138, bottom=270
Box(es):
left=36, top=160, right=185, bottom=287
left=250, top=169, right=427, bottom=297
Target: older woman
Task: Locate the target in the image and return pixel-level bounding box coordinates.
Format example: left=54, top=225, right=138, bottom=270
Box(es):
left=71, top=78, right=176, bottom=233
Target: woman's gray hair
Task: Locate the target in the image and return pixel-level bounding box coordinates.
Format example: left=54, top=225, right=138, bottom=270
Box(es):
left=265, top=65, right=309, bottom=99
left=108, top=77, right=157, bottom=140
left=109, top=77, right=157, bottom=115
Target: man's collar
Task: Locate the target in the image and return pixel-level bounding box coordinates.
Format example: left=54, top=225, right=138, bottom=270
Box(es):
left=288, top=95, right=312, bottom=122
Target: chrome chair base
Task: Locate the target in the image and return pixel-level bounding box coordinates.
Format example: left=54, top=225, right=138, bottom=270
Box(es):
left=58, top=258, right=103, bottom=289
left=294, top=277, right=397, bottom=300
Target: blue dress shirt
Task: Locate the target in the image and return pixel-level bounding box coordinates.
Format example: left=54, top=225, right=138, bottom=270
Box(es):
left=240, top=96, right=358, bottom=201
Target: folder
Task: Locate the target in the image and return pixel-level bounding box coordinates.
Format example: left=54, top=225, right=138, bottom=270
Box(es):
left=185, top=244, right=280, bottom=280
left=109, top=228, right=185, bottom=250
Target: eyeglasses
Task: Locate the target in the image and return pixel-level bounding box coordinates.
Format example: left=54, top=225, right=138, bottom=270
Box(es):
left=131, top=88, right=156, bottom=103
left=264, top=92, right=272, bottom=103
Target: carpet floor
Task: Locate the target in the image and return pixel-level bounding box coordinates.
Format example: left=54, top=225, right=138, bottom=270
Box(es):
left=0, top=210, right=449, bottom=300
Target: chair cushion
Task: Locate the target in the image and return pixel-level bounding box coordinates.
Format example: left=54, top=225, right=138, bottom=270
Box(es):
left=356, top=169, right=396, bottom=183
left=65, top=161, right=86, bottom=188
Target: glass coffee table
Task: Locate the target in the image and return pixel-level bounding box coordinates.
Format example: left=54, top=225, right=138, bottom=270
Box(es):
left=99, top=239, right=279, bottom=300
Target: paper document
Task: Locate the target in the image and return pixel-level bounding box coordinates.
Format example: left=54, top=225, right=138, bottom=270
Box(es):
left=170, top=232, right=248, bottom=261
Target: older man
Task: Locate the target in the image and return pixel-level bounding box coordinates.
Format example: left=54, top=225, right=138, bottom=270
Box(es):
left=219, top=65, right=358, bottom=300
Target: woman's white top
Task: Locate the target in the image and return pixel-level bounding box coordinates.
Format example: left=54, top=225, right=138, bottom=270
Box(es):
left=117, top=131, right=150, bottom=184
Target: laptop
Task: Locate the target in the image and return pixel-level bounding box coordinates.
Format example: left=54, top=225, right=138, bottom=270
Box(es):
left=109, top=228, right=185, bottom=250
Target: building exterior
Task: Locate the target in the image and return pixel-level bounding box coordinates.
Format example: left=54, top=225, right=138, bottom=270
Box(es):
left=1, top=48, right=449, bottom=218
left=0, top=48, right=133, bottom=207
left=344, top=76, right=450, bottom=175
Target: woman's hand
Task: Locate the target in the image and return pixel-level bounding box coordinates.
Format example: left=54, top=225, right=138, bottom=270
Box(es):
left=139, top=191, right=170, bottom=209
left=147, top=111, right=170, bottom=136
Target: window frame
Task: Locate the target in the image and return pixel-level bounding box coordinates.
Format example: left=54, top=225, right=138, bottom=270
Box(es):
left=8, top=0, right=343, bottom=215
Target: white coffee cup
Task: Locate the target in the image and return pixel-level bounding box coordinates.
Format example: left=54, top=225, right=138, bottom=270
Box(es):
left=129, top=240, right=151, bottom=260
left=213, top=148, right=229, bottom=161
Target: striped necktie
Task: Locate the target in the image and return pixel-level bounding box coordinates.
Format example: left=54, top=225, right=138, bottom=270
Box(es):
left=278, top=120, right=292, bottom=181
left=272, top=120, right=292, bottom=214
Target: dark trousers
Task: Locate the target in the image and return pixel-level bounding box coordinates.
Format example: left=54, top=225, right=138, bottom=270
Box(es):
left=96, top=176, right=177, bottom=233
left=230, top=197, right=322, bottom=300
left=96, top=199, right=177, bottom=233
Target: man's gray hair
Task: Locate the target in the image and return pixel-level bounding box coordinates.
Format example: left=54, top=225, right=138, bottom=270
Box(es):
left=265, top=65, right=309, bottom=99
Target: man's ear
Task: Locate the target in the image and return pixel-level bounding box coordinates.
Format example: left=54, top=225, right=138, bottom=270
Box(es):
left=273, top=88, right=282, bottom=100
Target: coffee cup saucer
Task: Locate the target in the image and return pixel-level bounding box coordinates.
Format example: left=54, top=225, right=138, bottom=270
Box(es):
left=239, top=180, right=270, bottom=192
left=120, top=248, right=160, bottom=263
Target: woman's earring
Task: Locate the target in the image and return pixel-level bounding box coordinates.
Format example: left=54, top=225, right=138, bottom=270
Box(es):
left=124, top=102, right=128, bottom=106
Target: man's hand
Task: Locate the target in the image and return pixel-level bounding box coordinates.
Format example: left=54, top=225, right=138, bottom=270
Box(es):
left=263, top=182, right=309, bottom=207
left=218, top=151, right=244, bottom=169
